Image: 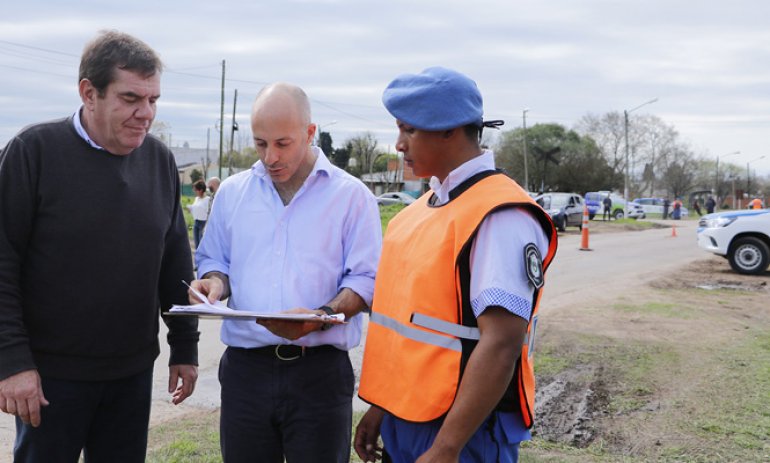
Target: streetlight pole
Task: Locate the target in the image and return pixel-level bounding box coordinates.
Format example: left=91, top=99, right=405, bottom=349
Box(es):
left=624, top=98, right=658, bottom=218
left=522, top=108, right=530, bottom=191
left=747, top=155, right=766, bottom=199
left=715, top=150, right=739, bottom=205
left=315, top=120, right=337, bottom=146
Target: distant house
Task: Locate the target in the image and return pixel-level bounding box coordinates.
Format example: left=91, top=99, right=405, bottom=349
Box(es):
left=361, top=157, right=426, bottom=196
left=170, top=144, right=214, bottom=185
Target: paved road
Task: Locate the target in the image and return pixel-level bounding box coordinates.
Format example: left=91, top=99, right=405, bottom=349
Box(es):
left=0, top=219, right=703, bottom=457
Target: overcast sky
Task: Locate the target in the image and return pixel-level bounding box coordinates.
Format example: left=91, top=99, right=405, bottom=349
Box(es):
left=2, top=0, right=769, bottom=175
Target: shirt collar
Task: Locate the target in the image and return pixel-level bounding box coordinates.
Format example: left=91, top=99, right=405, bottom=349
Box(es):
left=72, top=106, right=105, bottom=151
left=429, top=150, right=496, bottom=205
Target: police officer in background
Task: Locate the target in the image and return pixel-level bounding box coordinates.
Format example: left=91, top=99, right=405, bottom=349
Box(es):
left=355, top=67, right=558, bottom=463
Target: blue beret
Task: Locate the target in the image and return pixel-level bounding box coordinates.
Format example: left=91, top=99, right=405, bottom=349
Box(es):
left=382, top=66, right=483, bottom=131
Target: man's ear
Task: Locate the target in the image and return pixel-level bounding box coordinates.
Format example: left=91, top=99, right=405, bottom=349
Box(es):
left=79, top=79, right=96, bottom=109
left=307, top=123, right=317, bottom=145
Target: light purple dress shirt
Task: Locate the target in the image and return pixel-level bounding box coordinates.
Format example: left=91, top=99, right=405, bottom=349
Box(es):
left=196, top=148, right=382, bottom=350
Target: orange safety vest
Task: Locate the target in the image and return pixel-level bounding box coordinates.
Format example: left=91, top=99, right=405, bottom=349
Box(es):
left=359, top=171, right=557, bottom=427
left=749, top=198, right=763, bottom=209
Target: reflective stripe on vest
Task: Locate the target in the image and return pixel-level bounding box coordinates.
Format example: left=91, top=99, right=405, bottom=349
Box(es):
left=382, top=311, right=536, bottom=350
left=370, top=311, right=464, bottom=352
left=411, top=312, right=480, bottom=341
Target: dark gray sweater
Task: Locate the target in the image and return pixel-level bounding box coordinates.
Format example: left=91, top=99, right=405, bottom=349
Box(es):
left=0, top=117, right=198, bottom=381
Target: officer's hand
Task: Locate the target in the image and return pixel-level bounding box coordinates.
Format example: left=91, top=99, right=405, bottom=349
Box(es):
left=354, top=406, right=385, bottom=462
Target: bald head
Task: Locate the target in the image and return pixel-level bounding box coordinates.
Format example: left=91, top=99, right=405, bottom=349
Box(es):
left=252, top=83, right=312, bottom=127
left=250, top=83, right=317, bottom=187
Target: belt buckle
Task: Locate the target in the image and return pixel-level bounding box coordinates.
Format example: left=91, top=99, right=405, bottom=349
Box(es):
left=274, top=345, right=303, bottom=361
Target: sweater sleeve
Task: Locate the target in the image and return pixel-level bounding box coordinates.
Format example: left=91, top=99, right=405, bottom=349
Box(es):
left=159, top=155, right=200, bottom=367
left=0, top=137, right=38, bottom=380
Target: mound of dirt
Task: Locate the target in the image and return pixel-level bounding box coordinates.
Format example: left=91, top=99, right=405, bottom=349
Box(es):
left=651, top=256, right=770, bottom=291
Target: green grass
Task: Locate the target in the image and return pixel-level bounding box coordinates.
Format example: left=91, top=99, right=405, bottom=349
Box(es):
left=534, top=345, right=571, bottom=377
left=612, top=218, right=657, bottom=229
left=146, top=410, right=220, bottom=463
left=147, top=410, right=371, bottom=463
left=611, top=301, right=695, bottom=319
left=181, top=195, right=195, bottom=241
left=378, top=203, right=406, bottom=235
left=604, top=343, right=677, bottom=415
left=680, top=331, right=770, bottom=456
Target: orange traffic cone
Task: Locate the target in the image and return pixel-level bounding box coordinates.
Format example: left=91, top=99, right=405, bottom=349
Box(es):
left=670, top=224, right=678, bottom=238
left=579, top=205, right=592, bottom=251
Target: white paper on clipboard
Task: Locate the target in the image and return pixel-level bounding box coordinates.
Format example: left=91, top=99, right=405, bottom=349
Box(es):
left=165, top=281, right=345, bottom=324
left=165, top=303, right=345, bottom=323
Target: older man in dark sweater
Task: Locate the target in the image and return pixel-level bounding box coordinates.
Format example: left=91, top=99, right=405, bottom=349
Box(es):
left=0, top=30, right=199, bottom=462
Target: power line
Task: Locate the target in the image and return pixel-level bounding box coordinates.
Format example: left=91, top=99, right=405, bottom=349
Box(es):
left=0, top=63, right=72, bottom=79
left=312, top=99, right=388, bottom=126
left=0, top=47, right=74, bottom=67
left=0, top=39, right=79, bottom=57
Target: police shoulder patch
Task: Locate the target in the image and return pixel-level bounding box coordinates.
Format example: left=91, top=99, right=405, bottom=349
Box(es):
left=524, top=243, right=544, bottom=289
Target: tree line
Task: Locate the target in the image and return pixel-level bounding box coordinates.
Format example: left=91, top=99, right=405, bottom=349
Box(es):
left=187, top=111, right=769, bottom=206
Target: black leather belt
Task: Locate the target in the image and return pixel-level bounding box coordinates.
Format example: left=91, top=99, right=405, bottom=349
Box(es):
left=244, top=344, right=338, bottom=361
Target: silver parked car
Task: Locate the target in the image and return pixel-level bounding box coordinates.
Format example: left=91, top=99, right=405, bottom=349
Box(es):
left=633, top=198, right=689, bottom=218
left=376, top=192, right=416, bottom=206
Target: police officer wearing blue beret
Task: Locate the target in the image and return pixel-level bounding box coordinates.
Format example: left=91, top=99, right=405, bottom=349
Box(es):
left=355, top=67, right=558, bottom=463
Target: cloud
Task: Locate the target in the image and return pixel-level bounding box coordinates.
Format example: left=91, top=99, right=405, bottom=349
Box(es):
left=1, top=1, right=769, bottom=175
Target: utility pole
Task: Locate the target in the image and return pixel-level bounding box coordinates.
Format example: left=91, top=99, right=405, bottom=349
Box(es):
left=205, top=127, right=210, bottom=180
left=218, top=59, right=225, bottom=179
left=715, top=151, right=739, bottom=205
left=522, top=108, right=529, bottom=191
left=649, top=133, right=656, bottom=197
left=623, top=98, right=658, bottom=218
left=228, top=89, right=239, bottom=176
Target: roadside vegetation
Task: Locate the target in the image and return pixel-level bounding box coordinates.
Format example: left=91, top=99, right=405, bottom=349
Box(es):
left=154, top=210, right=769, bottom=462
left=522, top=261, right=770, bottom=462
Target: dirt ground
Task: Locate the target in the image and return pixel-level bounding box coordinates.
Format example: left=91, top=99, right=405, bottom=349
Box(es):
left=531, top=251, right=770, bottom=460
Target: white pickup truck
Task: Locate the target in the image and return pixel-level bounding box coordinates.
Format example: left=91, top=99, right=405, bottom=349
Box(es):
left=696, top=209, right=770, bottom=274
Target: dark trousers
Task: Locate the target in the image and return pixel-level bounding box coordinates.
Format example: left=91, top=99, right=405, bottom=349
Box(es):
left=14, top=367, right=153, bottom=463
left=219, top=345, right=354, bottom=463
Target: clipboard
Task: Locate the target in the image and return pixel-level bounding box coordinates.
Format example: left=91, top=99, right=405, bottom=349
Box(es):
left=165, top=281, right=346, bottom=324
left=164, top=304, right=345, bottom=323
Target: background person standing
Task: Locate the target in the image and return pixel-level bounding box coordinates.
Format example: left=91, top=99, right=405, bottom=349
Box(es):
left=693, top=199, right=703, bottom=216
left=602, top=194, right=612, bottom=221
left=188, top=180, right=211, bottom=248
left=206, top=176, right=221, bottom=196
left=672, top=198, right=683, bottom=220
left=705, top=196, right=716, bottom=214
